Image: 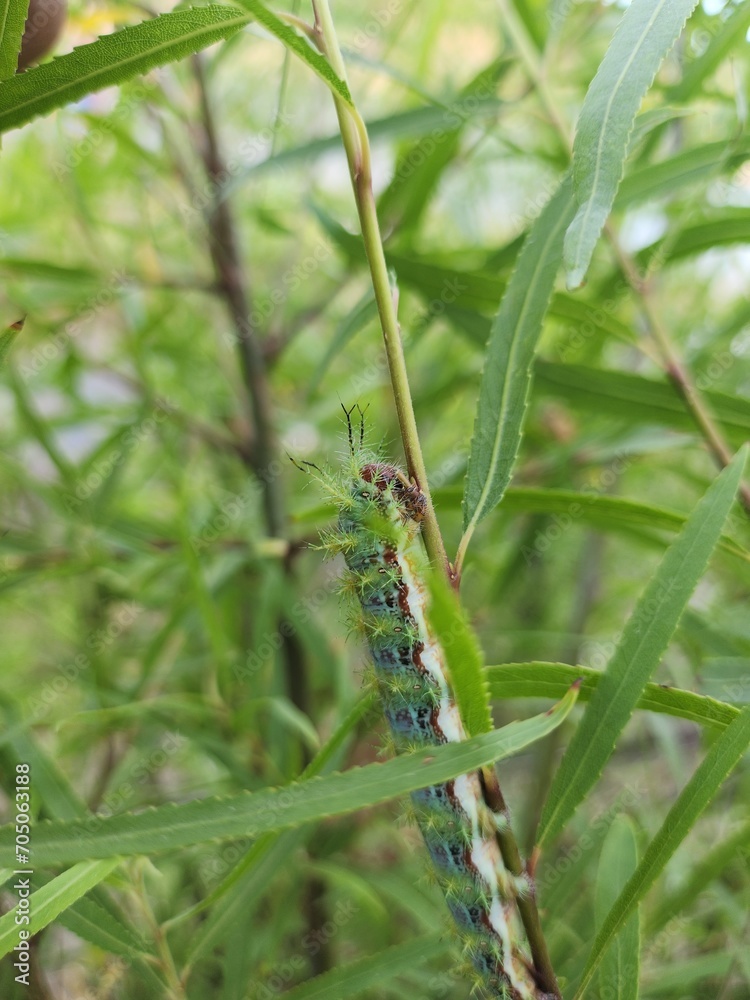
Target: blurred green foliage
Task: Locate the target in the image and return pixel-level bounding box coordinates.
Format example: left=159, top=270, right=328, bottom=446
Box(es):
left=1, top=0, right=749, bottom=997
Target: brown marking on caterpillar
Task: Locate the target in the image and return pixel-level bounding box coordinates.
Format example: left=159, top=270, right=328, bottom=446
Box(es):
left=360, top=462, right=428, bottom=523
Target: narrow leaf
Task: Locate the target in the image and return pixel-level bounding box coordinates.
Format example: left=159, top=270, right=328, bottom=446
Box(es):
left=0, top=0, right=28, bottom=80
left=575, top=705, right=750, bottom=997
left=0, top=691, right=578, bottom=866
left=462, top=175, right=575, bottom=538
left=0, top=318, right=24, bottom=368
left=425, top=569, right=492, bottom=736
left=281, top=935, right=448, bottom=1000
left=596, top=816, right=640, bottom=1000
left=0, top=6, right=250, bottom=135
left=436, top=486, right=750, bottom=564
left=58, top=897, right=154, bottom=964
left=0, top=860, right=120, bottom=958
left=487, top=662, right=739, bottom=730
left=646, top=820, right=750, bottom=933
left=564, top=0, right=700, bottom=288
left=538, top=447, right=746, bottom=847
left=534, top=361, right=750, bottom=448
left=668, top=1, right=750, bottom=102
left=232, top=0, right=351, bottom=106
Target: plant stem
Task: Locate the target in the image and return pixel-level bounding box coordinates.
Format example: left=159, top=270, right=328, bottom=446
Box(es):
left=480, top=767, right=562, bottom=998
left=310, top=4, right=561, bottom=995
left=310, top=0, right=453, bottom=585
left=192, top=53, right=285, bottom=538
left=502, top=5, right=750, bottom=515
left=606, top=225, right=750, bottom=514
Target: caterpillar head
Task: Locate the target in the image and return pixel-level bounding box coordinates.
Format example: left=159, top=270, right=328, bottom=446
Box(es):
left=358, top=462, right=427, bottom=524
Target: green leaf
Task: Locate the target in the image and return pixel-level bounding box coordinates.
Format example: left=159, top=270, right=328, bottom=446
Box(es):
left=377, top=58, right=509, bottom=234
left=538, top=447, right=746, bottom=847
left=232, top=0, right=351, bottom=106
left=0, top=6, right=251, bottom=135
left=595, top=816, right=640, bottom=1000
left=616, top=137, right=750, bottom=209
left=667, top=1, right=750, bottom=102
left=564, top=0, right=700, bottom=288
left=575, top=705, right=750, bottom=998
left=281, top=935, right=448, bottom=1000
left=534, top=361, right=750, bottom=448
left=425, top=569, right=492, bottom=737
left=461, top=175, right=576, bottom=540
left=0, top=691, right=578, bottom=866
left=486, top=662, right=740, bottom=730
left=0, top=0, right=28, bottom=81
left=646, top=819, right=750, bottom=932
left=435, top=486, right=750, bottom=564
left=0, top=318, right=23, bottom=368
left=57, top=896, right=155, bottom=965
left=0, top=859, right=120, bottom=958
left=182, top=697, right=375, bottom=959
left=306, top=289, right=377, bottom=398
left=639, top=212, right=750, bottom=268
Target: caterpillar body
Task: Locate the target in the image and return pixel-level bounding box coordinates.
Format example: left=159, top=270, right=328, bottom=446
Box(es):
left=326, top=453, right=546, bottom=1000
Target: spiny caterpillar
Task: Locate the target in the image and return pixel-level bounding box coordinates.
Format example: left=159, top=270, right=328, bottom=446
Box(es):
left=298, top=409, right=546, bottom=1000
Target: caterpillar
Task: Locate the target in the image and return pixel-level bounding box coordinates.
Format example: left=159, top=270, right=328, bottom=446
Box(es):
left=299, top=410, right=546, bottom=1000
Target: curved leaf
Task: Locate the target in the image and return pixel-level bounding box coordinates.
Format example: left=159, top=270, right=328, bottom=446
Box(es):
left=0, top=860, right=120, bottom=958
left=461, top=175, right=575, bottom=540
left=538, top=447, right=746, bottom=847
left=487, top=662, right=739, bottom=729
left=0, top=6, right=251, bottom=135
left=564, top=0, right=700, bottom=288
left=595, top=816, right=640, bottom=1000
left=232, top=0, right=351, bottom=106
left=0, top=691, right=578, bottom=866
left=426, top=568, right=492, bottom=736
left=575, top=705, right=750, bottom=998
left=0, top=0, right=28, bottom=80
left=438, top=486, right=750, bottom=564
left=534, top=361, right=750, bottom=448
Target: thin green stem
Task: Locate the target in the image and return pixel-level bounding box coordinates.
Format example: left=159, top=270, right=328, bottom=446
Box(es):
left=310, top=4, right=562, bottom=994
left=310, top=0, right=453, bottom=585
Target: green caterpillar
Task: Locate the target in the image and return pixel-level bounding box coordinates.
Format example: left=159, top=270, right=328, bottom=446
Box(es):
left=301, top=413, right=546, bottom=999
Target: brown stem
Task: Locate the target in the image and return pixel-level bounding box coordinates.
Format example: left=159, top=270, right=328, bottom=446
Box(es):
left=192, top=54, right=284, bottom=537
left=606, top=226, right=750, bottom=517
left=480, top=767, right=561, bottom=998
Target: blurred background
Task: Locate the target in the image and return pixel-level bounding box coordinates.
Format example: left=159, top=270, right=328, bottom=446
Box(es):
left=1, top=0, right=749, bottom=997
